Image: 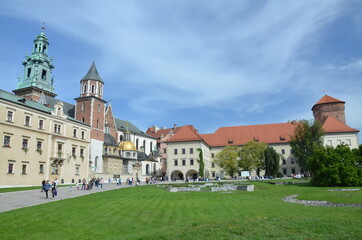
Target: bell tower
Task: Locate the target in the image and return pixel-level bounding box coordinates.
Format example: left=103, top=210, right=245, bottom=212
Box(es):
left=13, top=24, right=56, bottom=101
left=75, top=62, right=106, bottom=174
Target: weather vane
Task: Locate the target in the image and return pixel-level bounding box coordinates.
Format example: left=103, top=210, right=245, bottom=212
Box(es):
left=323, top=89, right=327, bottom=95
left=42, top=22, right=46, bottom=32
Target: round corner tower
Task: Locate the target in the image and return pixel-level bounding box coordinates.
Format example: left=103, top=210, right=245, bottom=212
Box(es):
left=312, top=95, right=346, bottom=124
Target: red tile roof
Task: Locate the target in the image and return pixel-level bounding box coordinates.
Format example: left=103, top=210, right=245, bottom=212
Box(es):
left=146, top=126, right=180, bottom=139
left=166, top=125, right=204, bottom=143
left=201, top=122, right=298, bottom=147
left=322, top=116, right=359, bottom=133
left=313, top=95, right=345, bottom=107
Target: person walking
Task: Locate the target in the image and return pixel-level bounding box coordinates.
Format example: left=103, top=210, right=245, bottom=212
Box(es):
left=41, top=179, right=46, bottom=192
left=51, top=182, right=57, bottom=198
left=44, top=180, right=51, bottom=199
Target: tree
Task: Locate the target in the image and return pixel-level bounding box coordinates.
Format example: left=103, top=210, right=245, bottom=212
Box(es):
left=290, top=119, right=323, bottom=171
left=196, top=148, right=205, bottom=177
left=264, top=146, right=280, bottom=177
left=239, top=141, right=266, bottom=176
left=308, top=144, right=362, bottom=187
left=214, top=145, right=240, bottom=178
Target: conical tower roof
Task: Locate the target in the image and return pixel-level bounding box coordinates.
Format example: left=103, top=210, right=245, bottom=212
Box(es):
left=312, top=95, right=345, bottom=110
left=81, top=61, right=103, bottom=83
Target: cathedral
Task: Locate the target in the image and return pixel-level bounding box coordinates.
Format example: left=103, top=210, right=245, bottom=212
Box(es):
left=0, top=27, right=161, bottom=186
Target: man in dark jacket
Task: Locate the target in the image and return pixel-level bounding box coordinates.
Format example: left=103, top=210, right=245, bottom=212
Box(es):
left=44, top=180, right=51, bottom=199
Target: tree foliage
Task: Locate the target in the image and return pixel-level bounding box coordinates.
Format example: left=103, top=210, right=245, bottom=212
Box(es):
left=214, top=145, right=239, bottom=177
left=308, top=144, right=362, bottom=187
left=239, top=141, right=266, bottom=176
left=196, top=148, right=205, bottom=177
left=290, top=119, right=324, bottom=171
left=264, top=146, right=280, bottom=177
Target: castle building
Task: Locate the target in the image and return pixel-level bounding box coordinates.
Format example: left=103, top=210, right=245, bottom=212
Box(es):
left=0, top=27, right=160, bottom=186
left=148, top=95, right=359, bottom=179
left=0, top=27, right=91, bottom=186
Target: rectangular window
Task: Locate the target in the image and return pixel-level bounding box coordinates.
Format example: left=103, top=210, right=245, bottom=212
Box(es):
left=174, top=160, right=178, bottom=166
left=8, top=163, right=14, bottom=174
left=182, top=148, right=185, bottom=154
left=51, top=166, right=59, bottom=174
left=38, top=119, right=44, bottom=129
left=80, top=148, right=84, bottom=157
left=190, top=148, right=193, bottom=154
left=22, top=139, right=29, bottom=149
left=212, top=172, right=215, bottom=177
left=25, top=115, right=31, bottom=126
left=291, top=158, right=295, bottom=164
left=81, top=131, right=85, bottom=139
left=346, top=139, right=351, bottom=146
left=174, top=149, right=178, bottom=155
left=22, top=164, right=27, bottom=174
left=72, top=147, right=76, bottom=156
left=190, top=159, right=194, bottom=165
left=37, top=141, right=42, bottom=151
left=39, top=164, right=44, bottom=174
left=281, top=149, right=285, bottom=154
left=211, top=153, right=215, bottom=158
left=182, top=159, right=186, bottom=166
left=291, top=168, right=296, bottom=174
left=327, top=140, right=332, bottom=146
left=337, top=139, right=342, bottom=145
left=282, top=168, right=287, bottom=175
left=54, top=123, right=61, bottom=134
left=7, top=111, right=13, bottom=122
left=73, top=129, right=77, bottom=138
left=3, top=136, right=11, bottom=147
left=212, top=163, right=215, bottom=168
left=163, top=148, right=166, bottom=154
left=57, top=143, right=63, bottom=154
left=76, top=166, right=80, bottom=175
left=282, top=159, right=286, bottom=164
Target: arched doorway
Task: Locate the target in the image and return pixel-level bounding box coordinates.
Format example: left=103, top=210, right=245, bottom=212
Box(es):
left=186, top=169, right=198, bottom=180
left=171, top=170, right=184, bottom=181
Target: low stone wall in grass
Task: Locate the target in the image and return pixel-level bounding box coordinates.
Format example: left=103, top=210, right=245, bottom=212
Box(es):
left=167, top=184, right=254, bottom=192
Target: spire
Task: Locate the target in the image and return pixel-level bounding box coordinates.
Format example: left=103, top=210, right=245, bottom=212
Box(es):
left=81, top=61, right=103, bottom=83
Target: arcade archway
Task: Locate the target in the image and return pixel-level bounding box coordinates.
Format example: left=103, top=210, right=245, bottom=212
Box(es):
left=171, top=170, right=184, bottom=180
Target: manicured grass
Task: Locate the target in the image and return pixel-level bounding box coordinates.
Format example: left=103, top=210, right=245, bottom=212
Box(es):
left=0, top=182, right=361, bottom=239
left=0, top=184, right=71, bottom=193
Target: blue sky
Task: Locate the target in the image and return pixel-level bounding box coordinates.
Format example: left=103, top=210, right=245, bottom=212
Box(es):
left=0, top=0, right=361, bottom=139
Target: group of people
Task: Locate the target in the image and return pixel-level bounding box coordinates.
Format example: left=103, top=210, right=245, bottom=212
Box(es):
left=41, top=179, right=58, bottom=199
left=80, top=177, right=104, bottom=190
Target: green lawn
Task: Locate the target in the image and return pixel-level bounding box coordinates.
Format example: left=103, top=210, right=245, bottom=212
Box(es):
left=0, top=182, right=361, bottom=240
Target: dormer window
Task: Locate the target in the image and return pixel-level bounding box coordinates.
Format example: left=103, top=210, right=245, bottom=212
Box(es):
left=228, top=138, right=234, bottom=144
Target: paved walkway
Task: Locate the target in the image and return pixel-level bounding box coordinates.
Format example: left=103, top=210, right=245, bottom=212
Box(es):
left=0, top=182, right=169, bottom=213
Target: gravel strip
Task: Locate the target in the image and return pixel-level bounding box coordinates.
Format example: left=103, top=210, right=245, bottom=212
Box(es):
left=282, top=194, right=362, bottom=208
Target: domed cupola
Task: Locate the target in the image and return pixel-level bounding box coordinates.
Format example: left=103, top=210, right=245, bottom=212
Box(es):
left=118, top=125, right=137, bottom=159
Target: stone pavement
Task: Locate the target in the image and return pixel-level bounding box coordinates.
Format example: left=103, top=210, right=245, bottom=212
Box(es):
left=0, top=182, right=169, bottom=213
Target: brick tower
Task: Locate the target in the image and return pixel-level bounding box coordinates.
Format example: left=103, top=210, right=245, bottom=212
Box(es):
left=75, top=62, right=106, bottom=173
left=312, top=95, right=346, bottom=124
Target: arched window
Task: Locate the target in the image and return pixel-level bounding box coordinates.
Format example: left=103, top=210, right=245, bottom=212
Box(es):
left=91, top=85, right=95, bottom=93
left=83, top=84, right=87, bottom=93
left=99, top=85, right=102, bottom=95
left=150, top=142, right=153, bottom=153
left=146, top=164, right=150, bottom=175
left=136, top=139, right=139, bottom=149
left=95, top=156, right=98, bottom=168
left=81, top=102, right=85, bottom=112
left=82, top=117, right=85, bottom=123
left=96, top=119, right=99, bottom=128
left=143, top=140, right=146, bottom=151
